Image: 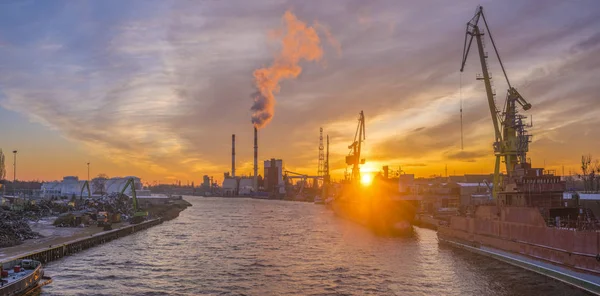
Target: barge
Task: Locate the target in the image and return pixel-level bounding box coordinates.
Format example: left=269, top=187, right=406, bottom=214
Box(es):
left=438, top=163, right=600, bottom=294
left=332, top=177, right=418, bottom=235
left=440, top=5, right=600, bottom=293
left=1, top=259, right=51, bottom=295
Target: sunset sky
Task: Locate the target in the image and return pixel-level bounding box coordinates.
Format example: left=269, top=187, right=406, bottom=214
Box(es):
left=0, top=0, right=598, bottom=184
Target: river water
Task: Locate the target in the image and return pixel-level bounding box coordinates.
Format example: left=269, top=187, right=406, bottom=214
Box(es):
left=40, top=197, right=586, bottom=296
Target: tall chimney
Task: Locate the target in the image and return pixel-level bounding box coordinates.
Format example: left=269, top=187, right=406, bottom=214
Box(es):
left=232, top=134, right=236, bottom=178
left=253, top=127, right=258, bottom=192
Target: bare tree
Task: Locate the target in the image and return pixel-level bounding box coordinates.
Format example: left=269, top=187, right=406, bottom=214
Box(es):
left=0, top=149, right=5, bottom=194
left=594, top=159, right=600, bottom=192
left=0, top=149, right=5, bottom=181
left=579, top=155, right=591, bottom=191
left=579, top=155, right=600, bottom=192
left=92, top=173, right=109, bottom=195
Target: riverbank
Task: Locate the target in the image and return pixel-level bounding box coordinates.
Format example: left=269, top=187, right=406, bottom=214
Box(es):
left=0, top=199, right=191, bottom=263
left=0, top=220, right=127, bottom=261
left=0, top=218, right=163, bottom=265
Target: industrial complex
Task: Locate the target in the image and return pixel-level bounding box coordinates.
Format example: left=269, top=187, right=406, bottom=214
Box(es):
left=1, top=4, right=599, bottom=295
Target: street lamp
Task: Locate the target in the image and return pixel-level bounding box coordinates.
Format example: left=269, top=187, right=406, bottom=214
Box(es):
left=87, top=162, right=90, bottom=182
left=12, top=150, right=17, bottom=195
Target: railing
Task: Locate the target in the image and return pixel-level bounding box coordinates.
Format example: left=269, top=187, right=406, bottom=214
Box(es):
left=545, top=217, right=600, bottom=232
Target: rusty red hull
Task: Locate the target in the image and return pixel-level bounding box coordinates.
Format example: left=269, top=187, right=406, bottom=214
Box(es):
left=438, top=206, right=600, bottom=274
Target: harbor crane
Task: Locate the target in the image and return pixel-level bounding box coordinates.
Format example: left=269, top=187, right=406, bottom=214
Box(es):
left=460, top=6, right=532, bottom=199
left=283, top=170, right=322, bottom=198
left=346, top=111, right=366, bottom=184
left=80, top=180, right=91, bottom=200
left=120, top=178, right=148, bottom=224
left=283, top=170, right=322, bottom=185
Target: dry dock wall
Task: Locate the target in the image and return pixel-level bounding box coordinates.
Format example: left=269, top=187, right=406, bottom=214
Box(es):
left=439, top=215, right=600, bottom=274
left=1, top=218, right=163, bottom=265
left=438, top=235, right=600, bottom=295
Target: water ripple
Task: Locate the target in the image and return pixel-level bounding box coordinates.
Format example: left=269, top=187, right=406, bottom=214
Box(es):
left=41, top=197, right=587, bottom=296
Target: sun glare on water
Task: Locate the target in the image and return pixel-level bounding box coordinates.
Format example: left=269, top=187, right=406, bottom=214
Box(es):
left=361, top=173, right=373, bottom=186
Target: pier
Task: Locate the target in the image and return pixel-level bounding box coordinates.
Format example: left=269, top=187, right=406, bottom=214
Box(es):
left=0, top=218, right=163, bottom=265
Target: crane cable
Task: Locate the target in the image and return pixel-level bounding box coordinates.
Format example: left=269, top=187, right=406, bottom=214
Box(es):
left=460, top=72, right=464, bottom=150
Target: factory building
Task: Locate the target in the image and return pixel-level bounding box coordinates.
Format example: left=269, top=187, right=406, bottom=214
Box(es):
left=41, top=176, right=87, bottom=198
left=200, top=175, right=212, bottom=195
left=41, top=176, right=143, bottom=199
left=264, top=159, right=285, bottom=195
left=238, top=178, right=254, bottom=195
left=104, top=176, right=142, bottom=196
left=40, top=181, right=62, bottom=197
left=222, top=173, right=237, bottom=196
left=221, top=175, right=255, bottom=197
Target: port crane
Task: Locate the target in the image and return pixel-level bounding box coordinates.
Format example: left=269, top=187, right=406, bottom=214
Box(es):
left=460, top=6, right=532, bottom=199
left=283, top=170, right=322, bottom=198
left=120, top=178, right=148, bottom=224
left=80, top=180, right=91, bottom=200
left=283, top=170, right=322, bottom=186
left=346, top=111, right=366, bottom=184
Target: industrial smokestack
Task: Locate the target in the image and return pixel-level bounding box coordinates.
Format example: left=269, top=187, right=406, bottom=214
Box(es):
left=232, top=134, right=236, bottom=178
left=253, top=127, right=258, bottom=192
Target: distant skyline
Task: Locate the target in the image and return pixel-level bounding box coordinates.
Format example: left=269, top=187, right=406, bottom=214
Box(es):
left=0, top=0, right=599, bottom=183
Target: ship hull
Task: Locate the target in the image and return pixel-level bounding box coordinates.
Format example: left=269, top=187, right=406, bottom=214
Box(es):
left=438, top=206, right=600, bottom=294
left=1, top=259, right=46, bottom=296
left=332, top=197, right=416, bottom=236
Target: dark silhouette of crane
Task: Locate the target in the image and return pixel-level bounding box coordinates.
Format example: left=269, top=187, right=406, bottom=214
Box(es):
left=346, top=111, right=366, bottom=184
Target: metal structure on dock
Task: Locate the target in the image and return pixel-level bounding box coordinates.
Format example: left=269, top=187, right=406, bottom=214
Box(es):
left=345, top=111, right=366, bottom=183
left=439, top=7, right=600, bottom=294
left=318, top=128, right=325, bottom=178
left=460, top=6, right=532, bottom=199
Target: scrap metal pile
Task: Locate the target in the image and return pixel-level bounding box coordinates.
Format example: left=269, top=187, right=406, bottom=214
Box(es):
left=83, top=192, right=134, bottom=217
left=0, top=208, right=41, bottom=247
left=52, top=193, right=134, bottom=227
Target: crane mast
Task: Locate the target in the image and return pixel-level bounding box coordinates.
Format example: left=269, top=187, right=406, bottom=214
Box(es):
left=346, top=111, right=366, bottom=184
left=460, top=6, right=532, bottom=199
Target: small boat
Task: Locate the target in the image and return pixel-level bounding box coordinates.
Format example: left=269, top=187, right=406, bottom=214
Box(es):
left=1, top=259, right=52, bottom=295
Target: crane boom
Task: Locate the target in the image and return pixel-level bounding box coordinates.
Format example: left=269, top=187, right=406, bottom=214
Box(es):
left=120, top=178, right=139, bottom=212
left=80, top=180, right=91, bottom=200
left=461, top=8, right=501, bottom=143
left=460, top=6, right=533, bottom=199
left=120, top=178, right=148, bottom=223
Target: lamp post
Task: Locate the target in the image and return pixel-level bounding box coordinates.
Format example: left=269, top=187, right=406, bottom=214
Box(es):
left=87, top=162, right=90, bottom=182
left=12, top=150, right=17, bottom=195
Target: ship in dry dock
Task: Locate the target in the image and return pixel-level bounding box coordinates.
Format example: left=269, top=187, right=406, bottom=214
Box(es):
left=329, top=111, right=418, bottom=235
left=437, top=6, right=600, bottom=294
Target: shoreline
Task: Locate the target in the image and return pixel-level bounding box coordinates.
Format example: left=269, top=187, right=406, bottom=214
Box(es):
left=0, top=218, right=163, bottom=265
left=0, top=200, right=191, bottom=264
left=0, top=221, right=129, bottom=261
